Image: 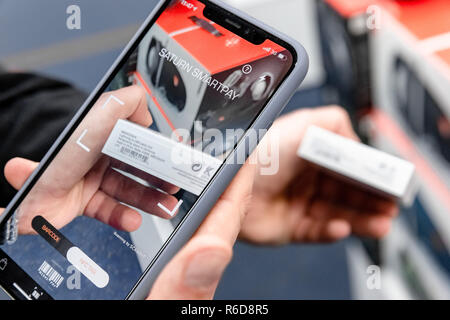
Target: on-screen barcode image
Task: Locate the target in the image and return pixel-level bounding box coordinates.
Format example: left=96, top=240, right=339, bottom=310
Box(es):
left=120, top=146, right=149, bottom=163
left=38, top=261, right=64, bottom=288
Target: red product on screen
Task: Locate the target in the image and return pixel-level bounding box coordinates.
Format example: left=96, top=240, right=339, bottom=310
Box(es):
left=135, top=0, right=292, bottom=141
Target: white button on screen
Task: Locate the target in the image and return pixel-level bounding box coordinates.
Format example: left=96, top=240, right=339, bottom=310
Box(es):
left=66, top=247, right=110, bottom=289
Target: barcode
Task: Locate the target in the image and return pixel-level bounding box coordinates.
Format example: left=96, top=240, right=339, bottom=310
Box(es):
left=120, top=146, right=149, bottom=163
left=38, top=261, right=64, bottom=288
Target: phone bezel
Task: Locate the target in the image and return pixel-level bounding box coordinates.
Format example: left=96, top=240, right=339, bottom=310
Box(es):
left=0, top=0, right=308, bottom=300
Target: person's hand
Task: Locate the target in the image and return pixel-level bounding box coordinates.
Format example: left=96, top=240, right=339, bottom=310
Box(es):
left=0, top=158, right=255, bottom=300
left=3, top=85, right=179, bottom=234
left=240, top=106, right=398, bottom=245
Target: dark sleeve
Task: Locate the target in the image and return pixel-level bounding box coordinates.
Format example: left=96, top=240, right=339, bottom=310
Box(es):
left=0, top=72, right=87, bottom=207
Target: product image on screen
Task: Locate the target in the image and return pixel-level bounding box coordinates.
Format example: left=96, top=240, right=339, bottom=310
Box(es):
left=0, top=0, right=294, bottom=299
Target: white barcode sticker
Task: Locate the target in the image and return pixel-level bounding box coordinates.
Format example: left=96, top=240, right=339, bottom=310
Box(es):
left=102, top=119, right=222, bottom=196
left=38, top=261, right=64, bottom=288
left=119, top=146, right=149, bottom=164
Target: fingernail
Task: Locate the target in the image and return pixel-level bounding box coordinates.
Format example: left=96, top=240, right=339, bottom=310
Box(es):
left=369, top=217, right=391, bottom=237
left=184, top=251, right=229, bottom=289
left=328, top=220, right=351, bottom=239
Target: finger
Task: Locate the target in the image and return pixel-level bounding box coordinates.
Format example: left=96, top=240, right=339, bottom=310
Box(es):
left=257, top=106, right=359, bottom=189
left=293, top=216, right=352, bottom=243
left=308, top=199, right=394, bottom=239
left=292, top=197, right=352, bottom=243
left=193, top=162, right=256, bottom=246
left=315, top=173, right=399, bottom=217
left=110, top=159, right=179, bottom=194
left=42, top=85, right=151, bottom=195
left=148, top=234, right=232, bottom=300
left=4, top=158, right=39, bottom=190
left=148, top=163, right=255, bottom=300
left=100, top=167, right=180, bottom=219
left=272, top=105, right=359, bottom=154
left=372, top=199, right=398, bottom=217
left=313, top=173, right=342, bottom=209
left=302, top=106, right=360, bottom=141
left=84, top=190, right=143, bottom=232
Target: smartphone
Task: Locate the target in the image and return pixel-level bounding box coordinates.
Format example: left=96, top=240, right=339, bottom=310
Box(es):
left=0, top=0, right=308, bottom=300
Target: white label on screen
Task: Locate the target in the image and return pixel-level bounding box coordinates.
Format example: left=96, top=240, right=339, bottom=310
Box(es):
left=102, top=119, right=222, bottom=196
left=66, top=247, right=110, bottom=289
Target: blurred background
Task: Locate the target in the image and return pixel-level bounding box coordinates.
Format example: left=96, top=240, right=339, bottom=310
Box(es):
left=0, top=0, right=449, bottom=299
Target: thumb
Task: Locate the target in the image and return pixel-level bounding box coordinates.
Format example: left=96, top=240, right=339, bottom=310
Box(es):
left=148, top=235, right=232, bottom=300
left=148, top=162, right=255, bottom=300
left=4, top=158, right=39, bottom=190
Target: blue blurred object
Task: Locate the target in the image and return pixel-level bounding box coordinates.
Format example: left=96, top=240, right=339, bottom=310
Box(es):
left=216, top=241, right=350, bottom=299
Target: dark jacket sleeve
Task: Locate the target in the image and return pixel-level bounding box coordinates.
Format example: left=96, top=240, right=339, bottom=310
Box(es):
left=0, top=72, right=87, bottom=206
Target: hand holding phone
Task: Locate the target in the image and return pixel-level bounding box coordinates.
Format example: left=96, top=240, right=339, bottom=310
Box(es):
left=2, top=144, right=256, bottom=300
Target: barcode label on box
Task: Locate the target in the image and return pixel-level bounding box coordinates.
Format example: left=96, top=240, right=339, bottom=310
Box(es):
left=119, top=146, right=149, bottom=163
left=38, top=261, right=64, bottom=288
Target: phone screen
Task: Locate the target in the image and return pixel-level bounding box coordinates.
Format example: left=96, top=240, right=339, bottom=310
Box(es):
left=0, top=0, right=295, bottom=299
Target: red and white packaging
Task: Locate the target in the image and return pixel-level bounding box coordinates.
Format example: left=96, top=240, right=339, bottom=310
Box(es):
left=134, top=0, right=292, bottom=139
